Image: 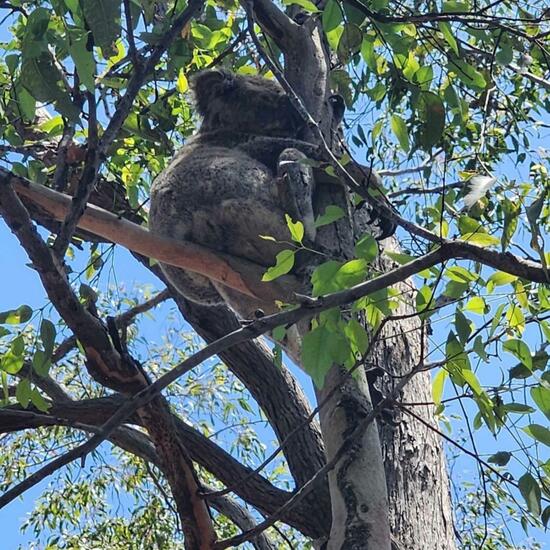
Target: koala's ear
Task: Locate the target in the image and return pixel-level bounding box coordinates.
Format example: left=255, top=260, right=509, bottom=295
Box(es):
left=191, top=69, right=236, bottom=116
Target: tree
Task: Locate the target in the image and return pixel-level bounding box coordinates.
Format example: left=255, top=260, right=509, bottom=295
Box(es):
left=0, top=0, right=548, bottom=548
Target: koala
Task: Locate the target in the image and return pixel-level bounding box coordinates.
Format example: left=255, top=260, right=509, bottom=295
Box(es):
left=149, top=69, right=325, bottom=317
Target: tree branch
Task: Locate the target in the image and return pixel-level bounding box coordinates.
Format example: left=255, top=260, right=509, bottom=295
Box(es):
left=4, top=170, right=300, bottom=305
left=0, top=397, right=322, bottom=537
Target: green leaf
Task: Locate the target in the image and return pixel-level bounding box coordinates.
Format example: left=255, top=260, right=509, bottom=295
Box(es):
left=531, top=386, right=550, bottom=421
left=502, top=403, right=535, bottom=414
left=385, top=251, right=414, bottom=265
left=16, top=378, right=32, bottom=408
left=354, top=233, right=378, bottom=262
left=67, top=28, right=96, bottom=91
left=451, top=59, right=487, bottom=90
left=527, top=192, right=545, bottom=227
left=438, top=22, right=459, bottom=56
left=314, top=205, right=345, bottom=228
left=40, top=319, right=56, bottom=357
left=462, top=369, right=483, bottom=396
left=273, top=343, right=283, bottom=369
left=32, top=349, right=51, bottom=377
left=1, top=352, right=24, bottom=374
left=503, top=339, right=532, bottom=370
left=391, top=114, right=410, bottom=152
left=523, top=424, right=550, bottom=447
left=283, top=0, right=320, bottom=12
left=1, top=371, right=8, bottom=405
left=30, top=388, right=51, bottom=412
left=443, top=280, right=469, bottom=300
left=445, top=266, right=478, bottom=283
left=5, top=54, right=19, bottom=75
left=487, top=271, right=517, bottom=292
left=446, top=331, right=470, bottom=384
left=487, top=451, right=511, bottom=466
left=489, top=302, right=506, bottom=336
left=505, top=304, right=525, bottom=334
left=311, top=261, right=342, bottom=296
left=454, top=309, right=471, bottom=343
left=177, top=69, right=189, bottom=94
left=464, top=296, right=487, bottom=315
left=322, top=0, right=343, bottom=32
left=518, top=473, right=541, bottom=515
left=301, top=326, right=334, bottom=387
left=361, top=36, right=377, bottom=72
left=432, top=368, right=447, bottom=405
left=473, top=336, right=488, bottom=362
left=271, top=325, right=286, bottom=341
left=337, top=24, right=363, bottom=62
left=23, top=7, right=51, bottom=44
left=79, top=0, right=122, bottom=56
left=501, top=198, right=520, bottom=251
left=418, top=91, right=445, bottom=148
left=20, top=53, right=80, bottom=121
left=0, top=305, right=33, bottom=324
left=416, top=284, right=435, bottom=317
left=15, top=84, right=36, bottom=121
left=262, top=250, right=295, bottom=282
left=458, top=233, right=499, bottom=247
left=458, top=214, right=487, bottom=235
left=344, top=319, right=369, bottom=355
left=334, top=259, right=368, bottom=288
left=496, top=43, right=514, bottom=65
left=285, top=214, right=305, bottom=244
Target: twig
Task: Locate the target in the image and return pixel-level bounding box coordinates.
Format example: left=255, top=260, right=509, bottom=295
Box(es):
left=203, top=322, right=387, bottom=499
left=116, top=289, right=171, bottom=328
left=389, top=181, right=462, bottom=199
left=123, top=0, right=138, bottom=66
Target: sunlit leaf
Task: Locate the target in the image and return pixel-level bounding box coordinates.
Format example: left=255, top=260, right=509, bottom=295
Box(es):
left=503, top=339, right=532, bottom=370
left=262, top=250, right=295, bottom=282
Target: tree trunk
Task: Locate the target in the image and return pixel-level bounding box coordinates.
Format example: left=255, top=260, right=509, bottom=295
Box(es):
left=373, top=266, right=456, bottom=549
left=249, top=1, right=458, bottom=547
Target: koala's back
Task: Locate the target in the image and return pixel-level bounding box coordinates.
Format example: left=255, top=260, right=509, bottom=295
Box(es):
left=149, top=141, right=288, bottom=267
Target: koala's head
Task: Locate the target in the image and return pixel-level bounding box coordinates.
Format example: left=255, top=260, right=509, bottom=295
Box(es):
left=190, top=68, right=303, bottom=136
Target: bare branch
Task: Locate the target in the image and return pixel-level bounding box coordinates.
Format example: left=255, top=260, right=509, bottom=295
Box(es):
left=389, top=181, right=463, bottom=199
left=5, top=170, right=299, bottom=305
left=116, top=289, right=171, bottom=329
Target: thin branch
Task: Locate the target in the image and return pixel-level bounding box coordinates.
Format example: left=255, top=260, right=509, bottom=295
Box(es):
left=53, top=91, right=98, bottom=257
left=116, top=288, right=171, bottom=328
left=123, top=0, right=138, bottom=66
left=389, top=181, right=463, bottom=199
left=204, top=322, right=387, bottom=499
left=378, top=156, right=436, bottom=177
left=206, top=28, right=248, bottom=68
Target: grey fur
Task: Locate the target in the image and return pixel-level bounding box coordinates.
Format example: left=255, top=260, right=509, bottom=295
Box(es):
left=149, top=69, right=323, bottom=315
